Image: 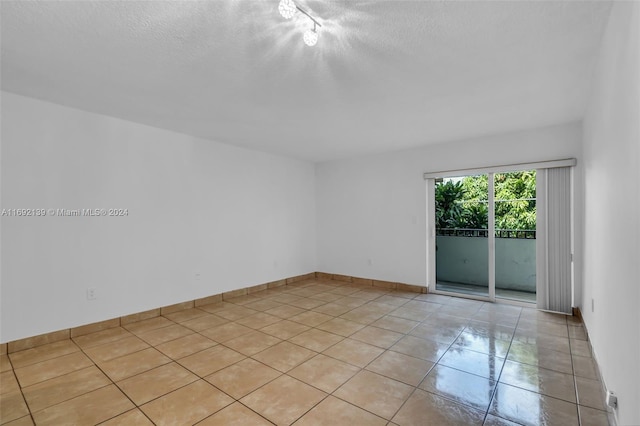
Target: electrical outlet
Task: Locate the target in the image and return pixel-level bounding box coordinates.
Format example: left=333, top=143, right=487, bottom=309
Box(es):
left=367, top=258, right=373, bottom=266
left=606, top=391, right=618, bottom=409
left=86, top=288, right=96, bottom=300
left=194, top=272, right=201, bottom=281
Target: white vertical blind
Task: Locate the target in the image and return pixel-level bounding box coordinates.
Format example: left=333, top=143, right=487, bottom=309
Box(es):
left=537, top=167, right=572, bottom=313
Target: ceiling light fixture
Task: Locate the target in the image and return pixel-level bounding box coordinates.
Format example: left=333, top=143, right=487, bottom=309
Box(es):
left=303, top=23, right=318, bottom=46
left=278, top=0, right=322, bottom=47
left=278, top=0, right=297, bottom=19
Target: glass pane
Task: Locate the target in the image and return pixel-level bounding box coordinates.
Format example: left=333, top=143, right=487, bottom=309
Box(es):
left=494, top=170, right=536, bottom=303
left=435, top=175, right=489, bottom=298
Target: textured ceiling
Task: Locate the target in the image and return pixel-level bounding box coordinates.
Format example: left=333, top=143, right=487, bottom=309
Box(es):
left=1, top=1, right=612, bottom=162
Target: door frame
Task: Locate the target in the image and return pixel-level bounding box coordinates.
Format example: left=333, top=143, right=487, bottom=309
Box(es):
left=425, top=159, right=576, bottom=304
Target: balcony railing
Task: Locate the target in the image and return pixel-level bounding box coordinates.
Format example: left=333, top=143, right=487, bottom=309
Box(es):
left=436, top=231, right=536, bottom=292
left=437, top=228, right=536, bottom=239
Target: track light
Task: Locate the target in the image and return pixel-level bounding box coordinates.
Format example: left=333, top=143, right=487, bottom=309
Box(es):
left=277, top=0, right=322, bottom=47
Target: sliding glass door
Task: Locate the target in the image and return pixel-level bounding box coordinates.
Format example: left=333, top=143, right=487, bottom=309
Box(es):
left=434, top=175, right=490, bottom=298
left=494, top=171, right=537, bottom=303
left=430, top=170, right=537, bottom=303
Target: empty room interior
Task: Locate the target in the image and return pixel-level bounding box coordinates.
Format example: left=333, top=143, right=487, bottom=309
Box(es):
left=1, top=1, right=639, bottom=425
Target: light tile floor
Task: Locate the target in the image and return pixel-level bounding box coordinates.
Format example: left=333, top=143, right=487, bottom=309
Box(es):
left=0, top=279, right=610, bottom=425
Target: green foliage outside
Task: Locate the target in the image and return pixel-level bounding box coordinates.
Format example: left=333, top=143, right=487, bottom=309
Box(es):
left=435, top=171, right=536, bottom=231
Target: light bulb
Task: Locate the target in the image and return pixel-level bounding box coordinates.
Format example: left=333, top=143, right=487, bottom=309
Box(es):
left=303, top=29, right=318, bottom=46
left=278, top=0, right=296, bottom=19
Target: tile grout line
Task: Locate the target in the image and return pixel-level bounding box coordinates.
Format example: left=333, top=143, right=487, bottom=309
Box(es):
left=483, top=301, right=523, bottom=425
left=20, top=338, right=128, bottom=424
left=568, top=317, right=586, bottom=426
left=192, top=283, right=402, bottom=424
left=71, top=334, right=159, bottom=426
left=383, top=322, right=463, bottom=423
left=212, top=286, right=413, bottom=423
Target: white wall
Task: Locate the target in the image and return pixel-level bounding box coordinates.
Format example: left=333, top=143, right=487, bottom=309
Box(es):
left=316, top=122, right=582, bottom=289
left=0, top=92, right=316, bottom=343
left=581, top=2, right=640, bottom=425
